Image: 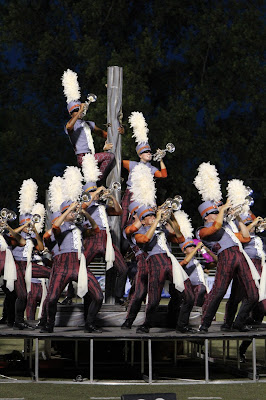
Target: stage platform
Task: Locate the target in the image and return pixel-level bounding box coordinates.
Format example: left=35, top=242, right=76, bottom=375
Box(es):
left=1, top=321, right=266, bottom=385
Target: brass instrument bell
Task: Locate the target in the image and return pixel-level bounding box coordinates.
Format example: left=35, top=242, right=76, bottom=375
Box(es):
left=153, top=143, right=175, bottom=162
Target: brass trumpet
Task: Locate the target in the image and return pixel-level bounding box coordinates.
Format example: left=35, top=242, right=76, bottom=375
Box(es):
left=153, top=143, right=175, bottom=162
left=80, top=191, right=91, bottom=203
left=226, top=196, right=254, bottom=221
left=256, top=218, right=266, bottom=233
left=171, top=195, right=183, bottom=211
left=81, top=93, right=97, bottom=118
left=27, top=214, right=41, bottom=234
left=73, top=192, right=92, bottom=225
left=0, top=208, right=17, bottom=234
left=98, top=181, right=121, bottom=202
left=157, top=195, right=183, bottom=226
left=73, top=211, right=85, bottom=225
left=0, top=208, right=17, bottom=222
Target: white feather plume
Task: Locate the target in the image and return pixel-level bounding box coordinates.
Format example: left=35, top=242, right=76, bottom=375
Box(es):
left=31, top=203, right=46, bottom=234
left=128, top=111, right=149, bottom=144
left=18, top=179, right=38, bottom=214
left=173, top=210, right=194, bottom=238
left=193, top=162, right=222, bottom=202
left=226, top=179, right=249, bottom=212
left=48, top=176, right=65, bottom=213
left=61, top=69, right=81, bottom=103
left=130, top=164, right=156, bottom=206
left=63, top=166, right=83, bottom=201
left=82, top=153, right=101, bottom=183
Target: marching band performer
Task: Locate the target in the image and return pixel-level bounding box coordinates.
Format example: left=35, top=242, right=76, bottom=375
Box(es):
left=194, top=163, right=261, bottom=333
left=24, top=203, right=51, bottom=321
left=174, top=209, right=212, bottom=307
left=120, top=165, right=156, bottom=329
left=81, top=153, right=128, bottom=305
left=0, top=209, right=23, bottom=327
left=12, top=179, right=51, bottom=329
left=121, top=111, right=167, bottom=228
left=223, top=212, right=266, bottom=330
left=38, top=176, right=65, bottom=327
left=62, top=69, right=123, bottom=179
left=132, top=205, right=195, bottom=334
left=40, top=166, right=103, bottom=333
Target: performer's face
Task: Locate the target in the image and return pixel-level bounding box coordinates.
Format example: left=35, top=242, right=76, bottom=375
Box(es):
left=184, top=246, right=196, bottom=255
left=205, top=212, right=218, bottom=223
left=142, top=214, right=155, bottom=226
left=22, top=225, right=30, bottom=233
left=65, top=209, right=76, bottom=222
left=139, top=151, right=152, bottom=162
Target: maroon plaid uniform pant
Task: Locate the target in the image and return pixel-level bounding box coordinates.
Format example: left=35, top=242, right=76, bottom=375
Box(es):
left=26, top=282, right=42, bottom=320
left=0, top=250, right=5, bottom=275
left=77, top=152, right=115, bottom=180
left=193, top=284, right=207, bottom=307
left=201, top=246, right=259, bottom=328
left=44, top=252, right=103, bottom=327
left=224, top=258, right=265, bottom=326
left=121, top=189, right=133, bottom=228
left=143, top=253, right=195, bottom=329
left=126, top=254, right=148, bottom=321
left=83, top=230, right=128, bottom=299
left=14, top=261, right=51, bottom=323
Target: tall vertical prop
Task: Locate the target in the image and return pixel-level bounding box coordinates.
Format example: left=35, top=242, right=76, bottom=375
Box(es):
left=105, top=66, right=123, bottom=303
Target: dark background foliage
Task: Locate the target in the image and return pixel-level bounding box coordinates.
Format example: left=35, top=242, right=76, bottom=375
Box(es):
left=0, top=0, right=265, bottom=227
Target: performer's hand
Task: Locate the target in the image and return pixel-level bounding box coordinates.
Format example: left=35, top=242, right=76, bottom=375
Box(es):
left=92, top=186, right=105, bottom=200
left=196, top=242, right=204, bottom=250
left=95, top=186, right=105, bottom=194
left=254, top=216, right=263, bottom=225
left=221, top=198, right=231, bottom=211
left=79, top=103, right=85, bottom=112
left=69, top=201, right=78, bottom=211
left=156, top=209, right=163, bottom=220
left=103, top=142, right=113, bottom=151
left=118, top=125, right=125, bottom=135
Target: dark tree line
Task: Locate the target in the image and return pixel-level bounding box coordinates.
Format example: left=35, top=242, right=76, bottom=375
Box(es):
left=0, top=0, right=265, bottom=227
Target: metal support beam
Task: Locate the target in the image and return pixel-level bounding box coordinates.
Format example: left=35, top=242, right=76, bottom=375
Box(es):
left=205, top=338, right=209, bottom=383
left=130, top=341, right=134, bottom=366
left=34, top=338, right=39, bottom=382
left=252, top=338, right=257, bottom=381
left=90, top=339, right=94, bottom=383
left=141, top=341, right=145, bottom=374
left=148, top=339, right=152, bottom=383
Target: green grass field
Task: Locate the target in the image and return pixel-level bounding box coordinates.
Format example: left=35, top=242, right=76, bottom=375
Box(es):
left=1, top=382, right=266, bottom=400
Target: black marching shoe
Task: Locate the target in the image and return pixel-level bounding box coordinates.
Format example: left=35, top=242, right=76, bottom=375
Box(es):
left=220, top=323, right=232, bottom=332
left=13, top=321, right=36, bottom=330
left=0, top=318, right=7, bottom=325
left=60, top=297, right=73, bottom=305
left=232, top=323, right=252, bottom=332
left=136, top=324, right=150, bottom=333
left=176, top=325, right=197, bottom=334
left=35, top=319, right=46, bottom=329
left=198, top=325, right=208, bottom=333
left=84, top=324, right=102, bottom=333
left=239, top=351, right=246, bottom=363
left=121, top=319, right=133, bottom=330
left=115, top=297, right=126, bottom=306
left=40, top=324, right=54, bottom=333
